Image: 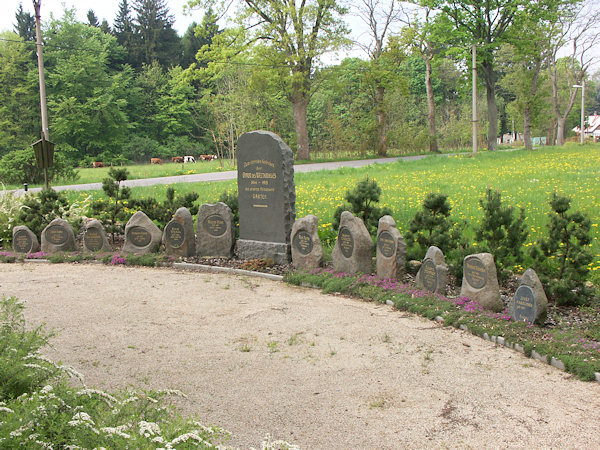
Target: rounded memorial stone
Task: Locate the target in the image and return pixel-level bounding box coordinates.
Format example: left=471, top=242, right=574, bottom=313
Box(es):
left=293, top=230, right=313, bottom=255
left=45, top=225, right=68, bottom=245
left=512, top=285, right=536, bottom=323
left=203, top=214, right=227, bottom=237
left=338, top=226, right=354, bottom=258
left=13, top=229, right=33, bottom=253
left=127, top=226, right=152, bottom=247
left=84, top=228, right=104, bottom=252
left=464, top=256, right=487, bottom=289
left=165, top=221, right=185, bottom=248
left=421, top=259, right=438, bottom=292
left=377, top=231, right=395, bottom=258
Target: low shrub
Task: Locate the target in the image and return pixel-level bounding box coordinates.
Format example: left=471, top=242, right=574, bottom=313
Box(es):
left=0, top=186, right=26, bottom=248
left=0, top=146, right=79, bottom=185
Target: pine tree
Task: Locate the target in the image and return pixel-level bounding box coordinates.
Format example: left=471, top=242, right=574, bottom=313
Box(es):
left=14, top=3, right=35, bottom=41
left=113, top=0, right=138, bottom=67
left=133, top=0, right=181, bottom=68
left=181, top=8, right=219, bottom=68
left=87, top=10, right=99, bottom=27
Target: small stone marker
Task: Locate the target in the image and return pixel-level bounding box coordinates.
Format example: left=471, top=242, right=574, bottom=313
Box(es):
left=460, top=253, right=503, bottom=312
left=332, top=211, right=373, bottom=274
left=41, top=218, right=76, bottom=253
left=508, top=268, right=548, bottom=324
left=12, top=225, right=39, bottom=254
left=376, top=215, right=406, bottom=280
left=290, top=215, right=322, bottom=270
left=123, top=211, right=162, bottom=254
left=197, top=202, right=234, bottom=258
left=236, top=130, right=295, bottom=264
left=82, top=219, right=111, bottom=253
left=415, top=246, right=448, bottom=294
left=163, top=207, right=195, bottom=257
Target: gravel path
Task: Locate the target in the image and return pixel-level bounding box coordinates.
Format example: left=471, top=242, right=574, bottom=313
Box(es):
left=2, top=263, right=599, bottom=448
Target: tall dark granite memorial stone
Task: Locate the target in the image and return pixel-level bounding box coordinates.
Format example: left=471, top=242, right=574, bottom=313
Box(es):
left=508, top=268, right=548, bottom=324
left=41, top=218, right=76, bottom=253
left=332, top=211, right=374, bottom=274
left=123, top=211, right=162, bottom=254
left=236, top=130, right=295, bottom=264
left=82, top=219, right=111, bottom=253
left=376, top=215, right=406, bottom=280
left=291, top=215, right=322, bottom=270
left=415, top=246, right=448, bottom=294
left=12, top=225, right=39, bottom=254
left=460, top=253, right=503, bottom=312
left=163, top=207, right=195, bottom=257
left=197, top=202, right=235, bottom=258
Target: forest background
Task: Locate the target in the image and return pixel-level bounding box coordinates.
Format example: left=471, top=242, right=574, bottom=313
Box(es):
left=0, top=0, right=599, bottom=185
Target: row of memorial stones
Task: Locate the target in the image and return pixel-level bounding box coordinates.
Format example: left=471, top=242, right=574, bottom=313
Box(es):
left=291, top=210, right=547, bottom=326
left=12, top=202, right=237, bottom=259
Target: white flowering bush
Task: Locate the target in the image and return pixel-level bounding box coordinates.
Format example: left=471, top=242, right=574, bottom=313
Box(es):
left=0, top=185, right=26, bottom=249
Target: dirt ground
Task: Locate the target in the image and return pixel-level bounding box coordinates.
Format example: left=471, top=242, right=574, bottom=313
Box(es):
left=1, top=263, right=600, bottom=449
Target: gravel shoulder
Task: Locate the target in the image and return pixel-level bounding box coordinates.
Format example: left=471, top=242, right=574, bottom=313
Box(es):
left=1, top=263, right=599, bottom=448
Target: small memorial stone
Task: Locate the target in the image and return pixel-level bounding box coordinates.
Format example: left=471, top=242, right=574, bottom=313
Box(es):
left=508, top=268, right=548, bottom=324
left=415, top=246, right=448, bottom=294
left=291, top=215, right=322, bottom=270
left=197, top=202, right=234, bottom=258
left=12, top=225, right=39, bottom=254
left=236, top=130, right=295, bottom=264
left=123, top=211, right=162, bottom=254
left=376, top=215, right=406, bottom=280
left=82, top=219, right=111, bottom=253
left=460, top=253, right=503, bottom=312
left=41, top=218, right=76, bottom=253
left=163, top=207, right=195, bottom=257
left=332, top=211, right=373, bottom=274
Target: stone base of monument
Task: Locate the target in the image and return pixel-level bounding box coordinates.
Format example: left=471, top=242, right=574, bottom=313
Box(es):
left=237, top=239, right=290, bottom=265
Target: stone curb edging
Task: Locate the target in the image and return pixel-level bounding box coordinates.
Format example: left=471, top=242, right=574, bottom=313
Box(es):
left=173, top=262, right=284, bottom=281
left=11, top=259, right=600, bottom=383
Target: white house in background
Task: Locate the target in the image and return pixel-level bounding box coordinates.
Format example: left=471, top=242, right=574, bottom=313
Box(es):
left=573, top=113, right=600, bottom=140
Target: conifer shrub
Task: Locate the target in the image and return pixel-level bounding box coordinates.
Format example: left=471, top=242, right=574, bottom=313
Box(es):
left=90, top=168, right=132, bottom=243
left=332, top=177, right=392, bottom=234
left=218, top=190, right=239, bottom=237
left=19, top=189, right=88, bottom=237
left=130, top=187, right=199, bottom=228
left=475, top=188, right=528, bottom=279
left=529, top=193, right=595, bottom=306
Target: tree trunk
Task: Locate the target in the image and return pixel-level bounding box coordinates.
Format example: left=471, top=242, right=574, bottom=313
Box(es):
left=424, top=56, right=439, bottom=153
left=293, top=96, right=310, bottom=160
left=375, top=85, right=387, bottom=156
left=481, top=61, right=498, bottom=151
left=523, top=105, right=532, bottom=150
left=556, top=117, right=567, bottom=146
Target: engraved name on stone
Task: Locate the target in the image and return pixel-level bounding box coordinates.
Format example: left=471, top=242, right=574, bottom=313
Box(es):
left=14, top=229, right=32, bottom=253
left=165, top=222, right=185, bottom=248
left=84, top=228, right=103, bottom=252
left=203, top=215, right=227, bottom=237
left=377, top=231, right=395, bottom=258
left=338, top=227, right=354, bottom=258
left=465, top=257, right=487, bottom=289
left=293, top=231, right=313, bottom=255
left=421, top=259, right=438, bottom=292
left=240, top=159, right=277, bottom=209
left=513, top=285, right=536, bottom=323
left=128, top=226, right=152, bottom=247
left=45, top=225, right=68, bottom=245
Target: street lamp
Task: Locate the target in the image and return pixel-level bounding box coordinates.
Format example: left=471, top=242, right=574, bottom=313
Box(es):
left=573, top=80, right=585, bottom=145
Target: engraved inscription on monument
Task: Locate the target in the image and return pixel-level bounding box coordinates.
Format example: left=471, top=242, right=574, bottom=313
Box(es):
left=464, top=256, right=487, bottom=289
left=13, top=229, right=32, bottom=253
left=421, top=259, right=438, bottom=292
left=240, top=159, right=277, bottom=209
left=84, top=228, right=103, bottom=252
left=377, top=231, right=395, bottom=258
left=127, top=226, right=152, bottom=247
left=293, top=231, right=313, bottom=256
left=512, top=285, right=536, bottom=323
left=338, top=227, right=354, bottom=258
left=45, top=225, right=68, bottom=245
left=165, top=222, right=185, bottom=248
left=203, top=215, right=227, bottom=237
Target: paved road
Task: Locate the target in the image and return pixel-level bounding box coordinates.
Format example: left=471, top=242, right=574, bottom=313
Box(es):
left=10, top=154, right=440, bottom=195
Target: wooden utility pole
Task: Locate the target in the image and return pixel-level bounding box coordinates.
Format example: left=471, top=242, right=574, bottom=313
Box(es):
left=472, top=44, right=478, bottom=155
left=33, top=0, right=50, bottom=188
